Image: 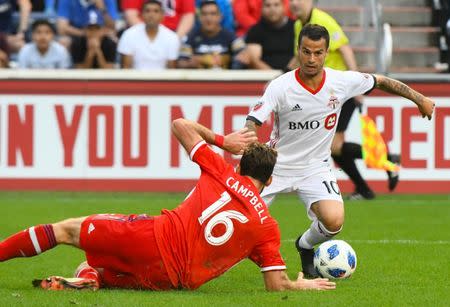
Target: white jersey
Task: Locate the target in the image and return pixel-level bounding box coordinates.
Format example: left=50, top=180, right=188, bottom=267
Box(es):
left=248, top=67, right=375, bottom=176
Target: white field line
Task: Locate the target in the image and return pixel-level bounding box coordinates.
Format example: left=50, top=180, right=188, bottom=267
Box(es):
left=282, top=239, right=450, bottom=245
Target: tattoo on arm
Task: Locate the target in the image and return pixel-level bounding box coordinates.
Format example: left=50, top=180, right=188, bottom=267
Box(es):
left=375, top=75, right=424, bottom=105
left=245, top=120, right=258, bottom=133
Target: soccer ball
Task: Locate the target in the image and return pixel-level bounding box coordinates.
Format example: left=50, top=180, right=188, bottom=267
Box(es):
left=313, top=240, right=357, bottom=279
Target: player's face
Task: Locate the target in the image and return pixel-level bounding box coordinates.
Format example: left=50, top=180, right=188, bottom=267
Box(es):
left=298, top=36, right=327, bottom=77
left=262, top=0, right=285, bottom=24
left=199, top=4, right=221, bottom=32
left=290, top=0, right=313, bottom=19
left=32, top=25, right=53, bottom=50
left=142, top=3, right=164, bottom=29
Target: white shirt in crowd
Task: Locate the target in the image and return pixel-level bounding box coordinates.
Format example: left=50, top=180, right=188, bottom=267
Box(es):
left=17, top=41, right=71, bottom=69
left=118, top=23, right=180, bottom=70
left=248, top=67, right=375, bottom=176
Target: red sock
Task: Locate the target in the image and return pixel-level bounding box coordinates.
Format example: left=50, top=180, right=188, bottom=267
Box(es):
left=0, top=224, right=57, bottom=262
left=76, top=266, right=101, bottom=287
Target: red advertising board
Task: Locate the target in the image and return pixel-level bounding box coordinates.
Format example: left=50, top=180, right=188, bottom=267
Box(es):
left=0, top=79, right=449, bottom=193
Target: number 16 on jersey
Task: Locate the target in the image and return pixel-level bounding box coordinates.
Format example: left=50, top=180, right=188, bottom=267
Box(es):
left=198, top=192, right=249, bottom=246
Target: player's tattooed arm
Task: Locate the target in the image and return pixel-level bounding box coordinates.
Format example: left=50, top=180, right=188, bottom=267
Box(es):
left=245, top=119, right=259, bottom=134
left=373, top=74, right=435, bottom=120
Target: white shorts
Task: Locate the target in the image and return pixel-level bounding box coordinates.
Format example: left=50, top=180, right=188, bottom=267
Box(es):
left=261, top=166, right=343, bottom=221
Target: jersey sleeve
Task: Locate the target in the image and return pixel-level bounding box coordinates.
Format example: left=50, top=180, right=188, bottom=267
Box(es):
left=56, top=0, right=70, bottom=18
left=249, top=222, right=286, bottom=272
left=117, top=30, right=133, bottom=55
left=247, top=80, right=282, bottom=125
left=179, top=33, right=194, bottom=59
left=343, top=71, right=376, bottom=98
left=17, top=46, right=28, bottom=68
left=168, top=34, right=180, bottom=60
left=190, top=141, right=228, bottom=176
left=105, top=0, right=119, bottom=20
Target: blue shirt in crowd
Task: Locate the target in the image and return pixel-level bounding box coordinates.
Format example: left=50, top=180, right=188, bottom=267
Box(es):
left=0, top=0, right=14, bottom=33
left=57, top=0, right=119, bottom=29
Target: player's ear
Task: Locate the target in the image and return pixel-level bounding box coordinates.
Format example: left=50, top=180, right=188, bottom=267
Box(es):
left=264, top=176, right=273, bottom=187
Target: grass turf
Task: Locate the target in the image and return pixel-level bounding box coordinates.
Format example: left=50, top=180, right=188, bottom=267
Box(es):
left=0, top=192, right=449, bottom=306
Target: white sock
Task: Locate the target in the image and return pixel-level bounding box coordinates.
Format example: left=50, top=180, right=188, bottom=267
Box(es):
left=297, top=220, right=342, bottom=249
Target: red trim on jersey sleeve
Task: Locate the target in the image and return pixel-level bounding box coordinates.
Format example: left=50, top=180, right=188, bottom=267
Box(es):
left=191, top=141, right=228, bottom=175
left=261, top=265, right=287, bottom=272
left=189, top=140, right=207, bottom=160
left=295, top=68, right=326, bottom=95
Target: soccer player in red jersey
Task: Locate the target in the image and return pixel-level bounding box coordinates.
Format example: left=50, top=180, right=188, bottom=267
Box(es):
left=0, top=119, right=335, bottom=292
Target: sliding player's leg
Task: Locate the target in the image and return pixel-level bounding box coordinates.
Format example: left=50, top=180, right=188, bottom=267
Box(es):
left=0, top=217, right=86, bottom=262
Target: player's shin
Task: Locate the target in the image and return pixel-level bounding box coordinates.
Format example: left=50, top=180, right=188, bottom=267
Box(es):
left=295, top=220, right=342, bottom=278
left=0, top=224, right=57, bottom=262
left=297, top=219, right=342, bottom=250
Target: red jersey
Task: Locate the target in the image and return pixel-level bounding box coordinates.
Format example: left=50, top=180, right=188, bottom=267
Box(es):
left=121, top=0, right=195, bottom=31
left=154, top=141, right=286, bottom=289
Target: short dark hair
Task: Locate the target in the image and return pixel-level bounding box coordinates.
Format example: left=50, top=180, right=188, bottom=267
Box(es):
left=199, top=0, right=219, bottom=9
left=31, top=19, right=55, bottom=34
left=239, top=143, right=277, bottom=184
left=142, top=0, right=163, bottom=10
left=298, top=24, right=330, bottom=49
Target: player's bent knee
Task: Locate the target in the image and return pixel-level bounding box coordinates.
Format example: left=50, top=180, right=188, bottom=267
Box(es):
left=313, top=202, right=345, bottom=234
left=322, top=218, right=344, bottom=233
left=317, top=219, right=343, bottom=237
left=53, top=217, right=86, bottom=246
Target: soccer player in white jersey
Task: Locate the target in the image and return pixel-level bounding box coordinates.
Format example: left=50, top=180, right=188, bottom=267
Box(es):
left=244, top=24, right=435, bottom=277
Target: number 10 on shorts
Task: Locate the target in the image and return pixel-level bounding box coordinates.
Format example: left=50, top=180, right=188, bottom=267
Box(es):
left=322, top=181, right=341, bottom=195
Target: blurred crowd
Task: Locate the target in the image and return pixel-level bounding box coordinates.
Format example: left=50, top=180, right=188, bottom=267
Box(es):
left=0, top=0, right=304, bottom=70
left=0, top=0, right=449, bottom=71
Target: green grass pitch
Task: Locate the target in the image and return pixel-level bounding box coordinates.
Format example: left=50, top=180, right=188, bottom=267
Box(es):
left=0, top=192, right=449, bottom=306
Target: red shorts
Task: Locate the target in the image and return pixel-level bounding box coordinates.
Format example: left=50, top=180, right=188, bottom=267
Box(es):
left=79, top=214, right=173, bottom=290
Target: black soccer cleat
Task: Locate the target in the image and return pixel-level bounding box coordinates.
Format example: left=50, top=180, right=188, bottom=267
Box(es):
left=295, top=236, right=319, bottom=278
left=387, top=154, right=401, bottom=191
left=348, top=188, right=375, bottom=200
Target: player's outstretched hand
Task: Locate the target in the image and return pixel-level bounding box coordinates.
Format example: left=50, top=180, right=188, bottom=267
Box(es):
left=296, top=272, right=336, bottom=291
left=223, top=128, right=258, bottom=155
left=417, top=97, right=435, bottom=120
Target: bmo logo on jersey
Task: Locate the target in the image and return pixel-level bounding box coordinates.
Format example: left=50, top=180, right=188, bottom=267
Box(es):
left=288, top=120, right=320, bottom=130
left=325, top=113, right=337, bottom=130
left=288, top=113, right=337, bottom=130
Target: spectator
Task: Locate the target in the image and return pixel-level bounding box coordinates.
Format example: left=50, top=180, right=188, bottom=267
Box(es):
left=0, top=32, right=9, bottom=67
left=121, top=0, right=195, bottom=39
left=195, top=0, right=234, bottom=33
left=118, top=0, right=179, bottom=69
left=0, top=0, right=32, bottom=53
left=18, top=19, right=71, bottom=69
left=178, top=0, right=244, bottom=69
left=57, top=0, right=119, bottom=39
left=245, top=0, right=294, bottom=70
left=71, top=9, right=116, bottom=68
left=233, top=0, right=290, bottom=37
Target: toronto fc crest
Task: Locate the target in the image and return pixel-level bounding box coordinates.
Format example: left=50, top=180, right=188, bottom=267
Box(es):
left=327, top=95, right=340, bottom=109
